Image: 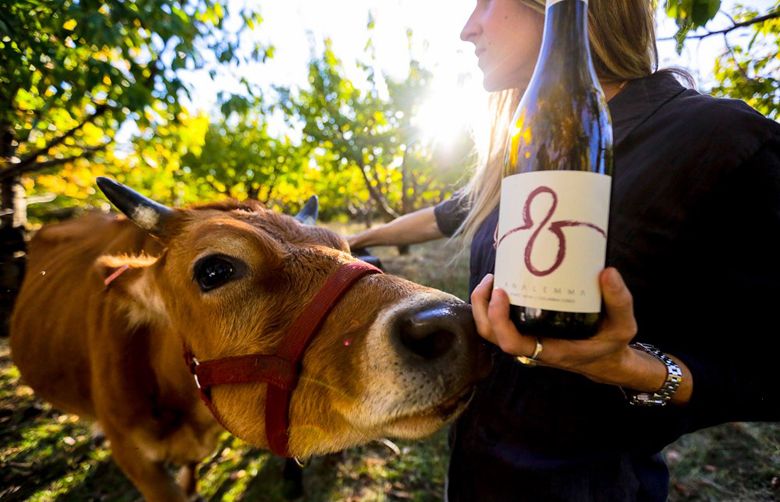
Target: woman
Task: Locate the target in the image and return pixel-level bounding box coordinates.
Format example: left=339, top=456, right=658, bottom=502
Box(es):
left=348, top=1, right=780, bottom=500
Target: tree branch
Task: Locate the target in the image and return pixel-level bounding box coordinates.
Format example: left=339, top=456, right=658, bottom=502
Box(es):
left=202, top=177, right=232, bottom=197
left=658, top=11, right=780, bottom=41
left=722, top=34, right=752, bottom=82
left=0, top=143, right=108, bottom=181
left=13, top=104, right=110, bottom=170
left=356, top=164, right=399, bottom=221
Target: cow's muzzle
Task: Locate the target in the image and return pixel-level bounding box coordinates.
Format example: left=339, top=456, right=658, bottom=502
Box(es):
left=391, top=302, right=488, bottom=373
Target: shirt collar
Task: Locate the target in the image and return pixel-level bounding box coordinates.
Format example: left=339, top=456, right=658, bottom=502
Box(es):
left=608, top=71, right=689, bottom=147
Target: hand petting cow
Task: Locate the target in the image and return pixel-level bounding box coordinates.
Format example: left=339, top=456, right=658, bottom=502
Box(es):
left=10, top=178, right=487, bottom=502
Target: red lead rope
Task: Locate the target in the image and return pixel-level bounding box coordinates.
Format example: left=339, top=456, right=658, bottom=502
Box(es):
left=183, top=260, right=382, bottom=457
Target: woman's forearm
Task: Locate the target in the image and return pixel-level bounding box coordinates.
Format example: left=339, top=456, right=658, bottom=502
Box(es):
left=610, top=348, right=694, bottom=406
left=348, top=207, right=445, bottom=249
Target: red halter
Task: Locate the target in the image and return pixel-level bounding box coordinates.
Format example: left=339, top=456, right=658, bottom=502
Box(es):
left=183, top=260, right=382, bottom=457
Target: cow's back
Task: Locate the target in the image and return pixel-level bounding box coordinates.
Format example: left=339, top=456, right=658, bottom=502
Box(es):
left=10, top=212, right=162, bottom=417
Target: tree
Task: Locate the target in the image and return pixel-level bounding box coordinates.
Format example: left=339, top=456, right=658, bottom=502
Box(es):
left=710, top=3, right=779, bottom=119
left=0, top=0, right=266, bottom=227
left=180, top=113, right=308, bottom=212
left=278, top=39, right=398, bottom=222
left=385, top=57, right=474, bottom=217
left=663, top=0, right=779, bottom=119
left=279, top=37, right=473, bottom=226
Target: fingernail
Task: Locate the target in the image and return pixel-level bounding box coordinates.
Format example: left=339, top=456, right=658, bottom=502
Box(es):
left=481, top=273, right=493, bottom=284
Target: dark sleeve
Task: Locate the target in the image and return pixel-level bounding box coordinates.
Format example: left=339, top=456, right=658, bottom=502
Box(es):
left=433, top=190, right=469, bottom=237
left=630, top=136, right=780, bottom=444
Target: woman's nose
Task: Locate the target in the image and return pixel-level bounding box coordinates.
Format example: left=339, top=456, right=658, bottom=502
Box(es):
left=460, top=9, right=481, bottom=43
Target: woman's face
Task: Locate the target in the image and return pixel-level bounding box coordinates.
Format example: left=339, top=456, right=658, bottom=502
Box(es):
left=460, top=0, right=545, bottom=92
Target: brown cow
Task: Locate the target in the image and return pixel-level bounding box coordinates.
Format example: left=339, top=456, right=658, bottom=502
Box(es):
left=10, top=178, right=486, bottom=501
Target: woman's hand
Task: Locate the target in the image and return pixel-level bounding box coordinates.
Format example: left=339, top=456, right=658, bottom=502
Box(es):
left=343, top=207, right=444, bottom=251
left=471, top=268, right=651, bottom=388
left=345, top=234, right=360, bottom=250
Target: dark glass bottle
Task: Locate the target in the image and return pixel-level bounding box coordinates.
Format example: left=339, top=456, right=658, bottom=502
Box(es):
left=494, top=0, right=613, bottom=340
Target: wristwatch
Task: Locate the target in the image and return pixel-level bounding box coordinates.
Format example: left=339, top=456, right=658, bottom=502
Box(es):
left=625, top=343, right=683, bottom=407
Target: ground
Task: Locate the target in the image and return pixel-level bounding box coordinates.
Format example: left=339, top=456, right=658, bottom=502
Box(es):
left=1, top=232, right=778, bottom=501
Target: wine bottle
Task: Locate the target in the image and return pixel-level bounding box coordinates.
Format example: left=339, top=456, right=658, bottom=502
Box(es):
left=494, top=0, right=613, bottom=340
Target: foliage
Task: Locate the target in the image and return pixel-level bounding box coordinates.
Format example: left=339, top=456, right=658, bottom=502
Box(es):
left=277, top=35, right=473, bottom=223
left=179, top=113, right=310, bottom=214
left=665, top=0, right=723, bottom=50
left=0, top=0, right=265, bottom=222
left=5, top=9, right=472, bottom=225
left=114, top=110, right=210, bottom=206
left=664, top=0, right=779, bottom=119
left=711, top=3, right=779, bottom=119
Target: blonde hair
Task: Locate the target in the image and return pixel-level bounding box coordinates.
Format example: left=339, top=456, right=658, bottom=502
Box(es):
left=456, top=0, right=658, bottom=245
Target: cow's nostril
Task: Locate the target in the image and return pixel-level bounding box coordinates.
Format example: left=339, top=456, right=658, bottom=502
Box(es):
left=398, top=324, right=456, bottom=360
left=394, top=304, right=471, bottom=361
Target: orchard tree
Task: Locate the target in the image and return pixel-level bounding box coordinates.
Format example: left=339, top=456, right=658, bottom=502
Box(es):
left=115, top=109, right=210, bottom=207
left=279, top=39, right=401, bottom=222
left=385, top=57, right=474, bottom=216
left=0, top=0, right=266, bottom=228
left=180, top=113, right=308, bottom=212
left=280, top=37, right=472, bottom=225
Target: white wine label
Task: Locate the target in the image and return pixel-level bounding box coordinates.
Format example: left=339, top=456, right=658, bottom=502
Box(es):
left=494, top=171, right=610, bottom=313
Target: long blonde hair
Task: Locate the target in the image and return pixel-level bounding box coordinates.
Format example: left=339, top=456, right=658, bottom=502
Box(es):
left=455, top=0, right=658, bottom=245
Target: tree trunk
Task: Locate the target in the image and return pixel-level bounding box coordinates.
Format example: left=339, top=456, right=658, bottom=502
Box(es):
left=1, top=120, right=17, bottom=229
left=0, top=121, right=26, bottom=337
left=0, top=179, right=26, bottom=228
left=356, top=164, right=399, bottom=222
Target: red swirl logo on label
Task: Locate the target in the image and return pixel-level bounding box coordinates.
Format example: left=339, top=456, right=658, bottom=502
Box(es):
left=496, top=186, right=606, bottom=277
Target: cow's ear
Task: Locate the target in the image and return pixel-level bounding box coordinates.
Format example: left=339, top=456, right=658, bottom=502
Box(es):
left=294, top=195, right=319, bottom=225
left=94, top=254, right=167, bottom=325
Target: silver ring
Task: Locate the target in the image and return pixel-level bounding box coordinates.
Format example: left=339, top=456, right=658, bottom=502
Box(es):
left=515, top=337, right=544, bottom=366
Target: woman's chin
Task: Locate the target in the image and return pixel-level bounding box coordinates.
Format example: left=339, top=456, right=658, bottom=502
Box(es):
left=482, top=74, right=518, bottom=93
left=482, top=74, right=502, bottom=93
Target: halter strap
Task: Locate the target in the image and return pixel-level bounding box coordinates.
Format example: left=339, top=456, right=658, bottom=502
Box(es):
left=184, top=260, right=382, bottom=457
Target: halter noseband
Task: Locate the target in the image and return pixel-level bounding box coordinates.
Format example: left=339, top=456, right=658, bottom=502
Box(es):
left=183, top=260, right=382, bottom=457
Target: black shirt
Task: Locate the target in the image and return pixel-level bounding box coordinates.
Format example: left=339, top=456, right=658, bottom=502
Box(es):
left=434, top=71, right=780, bottom=501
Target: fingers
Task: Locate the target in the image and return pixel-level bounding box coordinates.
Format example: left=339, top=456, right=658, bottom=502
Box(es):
left=600, top=267, right=637, bottom=336
left=470, top=274, right=494, bottom=339
left=487, top=288, right=527, bottom=355
left=471, top=269, right=639, bottom=376
left=471, top=274, right=536, bottom=357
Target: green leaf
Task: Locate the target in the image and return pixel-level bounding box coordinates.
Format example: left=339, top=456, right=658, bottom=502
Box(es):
left=691, top=0, right=721, bottom=25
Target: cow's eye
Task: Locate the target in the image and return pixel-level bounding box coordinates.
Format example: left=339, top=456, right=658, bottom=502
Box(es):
left=193, top=255, right=241, bottom=292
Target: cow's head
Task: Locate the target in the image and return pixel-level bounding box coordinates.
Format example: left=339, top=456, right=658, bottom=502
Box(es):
left=95, top=178, right=487, bottom=458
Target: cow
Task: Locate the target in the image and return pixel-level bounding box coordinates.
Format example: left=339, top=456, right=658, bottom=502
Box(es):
left=10, top=178, right=487, bottom=502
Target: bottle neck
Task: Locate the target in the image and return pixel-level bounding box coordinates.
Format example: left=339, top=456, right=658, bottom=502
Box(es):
left=534, top=0, right=592, bottom=80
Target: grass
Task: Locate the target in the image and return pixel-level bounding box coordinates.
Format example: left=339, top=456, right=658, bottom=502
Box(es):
left=2, top=232, right=778, bottom=501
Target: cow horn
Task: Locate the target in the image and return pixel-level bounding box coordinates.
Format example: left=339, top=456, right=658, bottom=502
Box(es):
left=294, top=195, right=319, bottom=225
left=96, top=177, right=173, bottom=235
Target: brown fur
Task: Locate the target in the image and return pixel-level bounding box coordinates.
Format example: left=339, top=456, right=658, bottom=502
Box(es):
left=11, top=202, right=483, bottom=501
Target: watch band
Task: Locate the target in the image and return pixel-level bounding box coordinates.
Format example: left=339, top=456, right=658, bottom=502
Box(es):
left=626, top=343, right=683, bottom=407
